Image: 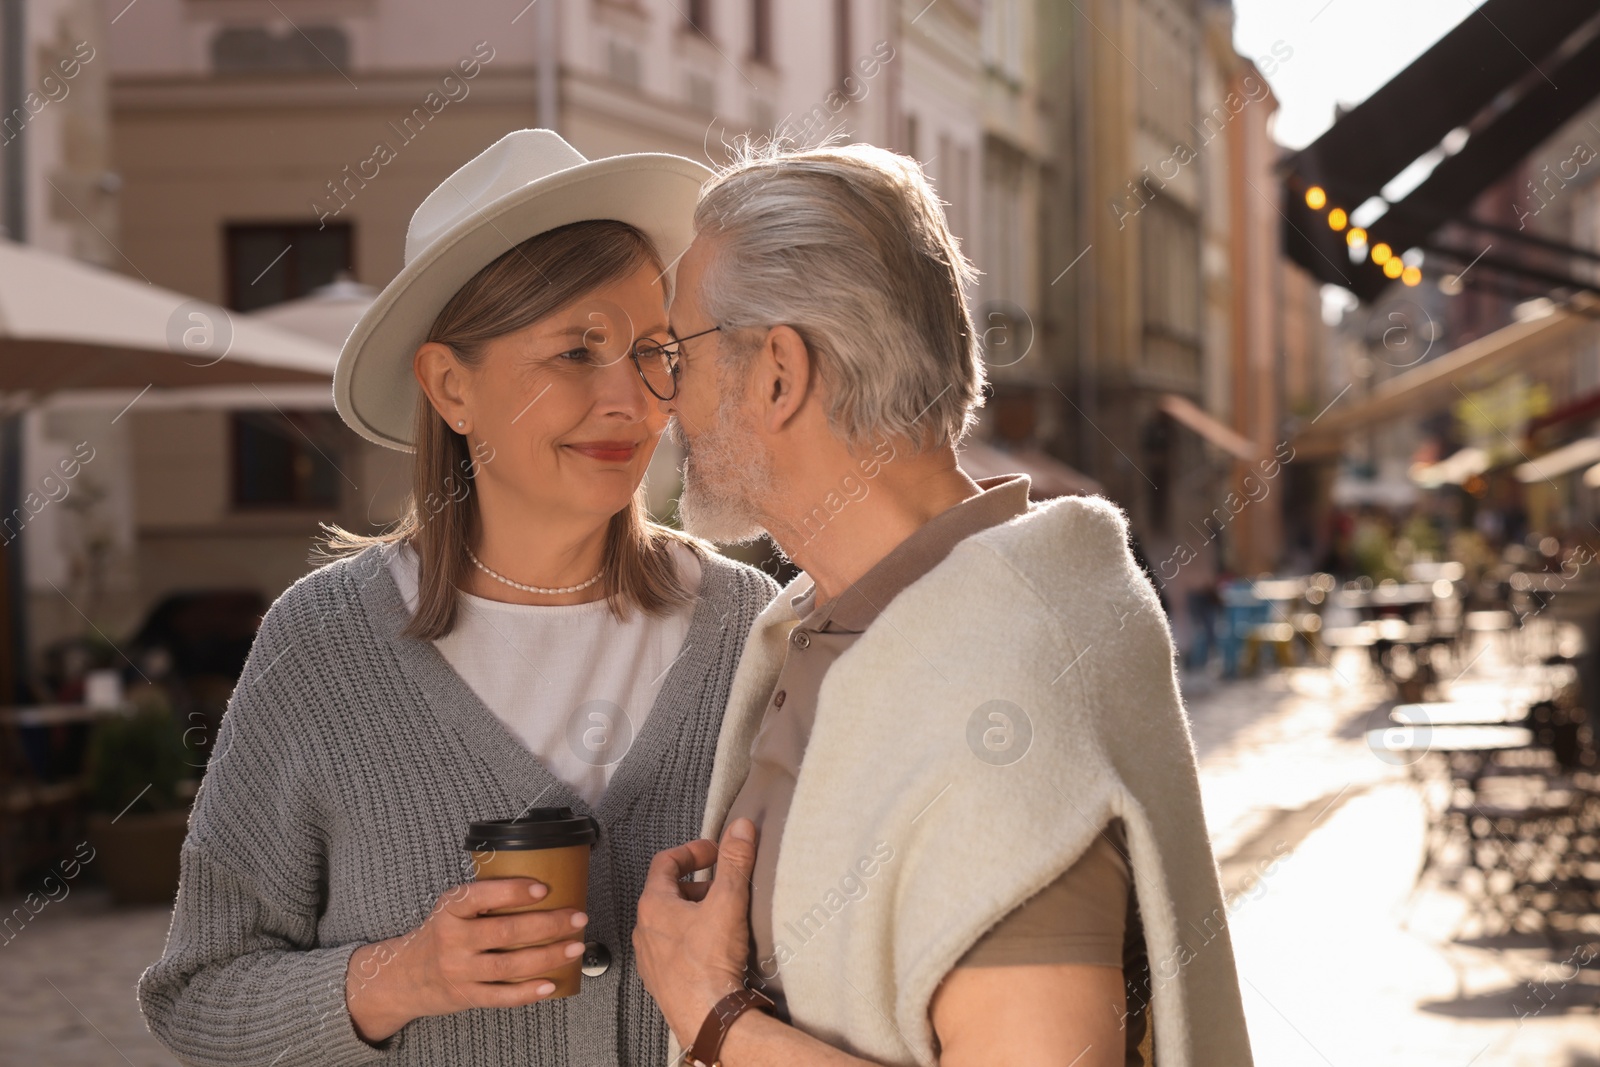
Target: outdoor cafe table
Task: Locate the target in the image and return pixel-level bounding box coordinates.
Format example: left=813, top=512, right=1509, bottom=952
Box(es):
left=1366, top=724, right=1536, bottom=790
left=1444, top=665, right=1579, bottom=710
left=1370, top=618, right=1432, bottom=644
left=1391, top=702, right=1527, bottom=726
left=1, top=704, right=129, bottom=895
left=1334, top=582, right=1436, bottom=615
left=1247, top=577, right=1307, bottom=604
left=0, top=703, right=122, bottom=728
left=1367, top=724, right=1534, bottom=753
left=1545, top=582, right=1600, bottom=732
left=1, top=703, right=126, bottom=792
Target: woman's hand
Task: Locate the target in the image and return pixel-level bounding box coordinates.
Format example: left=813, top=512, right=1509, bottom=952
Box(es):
left=343, top=878, right=588, bottom=1044
left=634, top=818, right=760, bottom=1045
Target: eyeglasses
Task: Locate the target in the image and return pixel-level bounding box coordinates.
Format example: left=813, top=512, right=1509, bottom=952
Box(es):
left=630, top=325, right=721, bottom=402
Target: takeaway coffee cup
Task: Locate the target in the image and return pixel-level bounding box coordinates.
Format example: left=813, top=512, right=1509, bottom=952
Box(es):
left=464, top=807, right=600, bottom=997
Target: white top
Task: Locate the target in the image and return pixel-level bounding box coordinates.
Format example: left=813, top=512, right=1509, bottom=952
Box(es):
left=387, top=540, right=701, bottom=807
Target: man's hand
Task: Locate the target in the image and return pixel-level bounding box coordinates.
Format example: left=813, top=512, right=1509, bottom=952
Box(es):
left=344, top=878, right=588, bottom=1044
left=634, top=818, right=760, bottom=1045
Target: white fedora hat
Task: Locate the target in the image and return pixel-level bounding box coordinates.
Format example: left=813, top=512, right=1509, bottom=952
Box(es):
left=334, top=129, right=713, bottom=451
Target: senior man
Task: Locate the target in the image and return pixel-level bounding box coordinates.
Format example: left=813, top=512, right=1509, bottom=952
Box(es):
left=633, top=142, right=1253, bottom=1067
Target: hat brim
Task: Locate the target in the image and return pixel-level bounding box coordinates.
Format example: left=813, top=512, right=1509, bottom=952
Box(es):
left=335, top=152, right=713, bottom=451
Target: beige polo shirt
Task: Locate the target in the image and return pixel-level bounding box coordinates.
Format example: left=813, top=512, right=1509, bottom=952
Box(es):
left=725, top=474, right=1150, bottom=1064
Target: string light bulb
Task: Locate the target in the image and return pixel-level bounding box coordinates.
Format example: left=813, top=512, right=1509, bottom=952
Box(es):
left=1346, top=227, right=1367, bottom=247
left=1383, top=257, right=1404, bottom=279
left=1327, top=207, right=1348, bottom=230
left=1401, top=265, right=1421, bottom=287
left=1305, top=186, right=1327, bottom=210
left=1371, top=242, right=1393, bottom=265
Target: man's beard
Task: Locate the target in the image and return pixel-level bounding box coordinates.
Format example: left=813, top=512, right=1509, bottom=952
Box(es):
left=670, top=395, right=773, bottom=545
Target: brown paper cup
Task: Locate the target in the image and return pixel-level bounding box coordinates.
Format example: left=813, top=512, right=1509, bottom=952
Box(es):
left=465, top=809, right=599, bottom=999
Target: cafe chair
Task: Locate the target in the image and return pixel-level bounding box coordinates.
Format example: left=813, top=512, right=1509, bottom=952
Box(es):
left=0, top=711, right=88, bottom=896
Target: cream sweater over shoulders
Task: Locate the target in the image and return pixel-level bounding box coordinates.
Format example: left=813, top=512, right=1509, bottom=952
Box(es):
left=697, top=494, right=1253, bottom=1067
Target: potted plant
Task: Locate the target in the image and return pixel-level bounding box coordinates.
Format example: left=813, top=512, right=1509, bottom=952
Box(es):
left=84, top=687, right=194, bottom=905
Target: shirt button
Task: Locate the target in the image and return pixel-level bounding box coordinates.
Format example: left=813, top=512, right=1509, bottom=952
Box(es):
left=774, top=690, right=787, bottom=708
left=793, top=630, right=811, bottom=649
left=581, top=942, right=611, bottom=977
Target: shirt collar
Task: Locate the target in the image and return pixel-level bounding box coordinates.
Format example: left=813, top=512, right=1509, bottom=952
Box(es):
left=790, top=473, right=1032, bottom=633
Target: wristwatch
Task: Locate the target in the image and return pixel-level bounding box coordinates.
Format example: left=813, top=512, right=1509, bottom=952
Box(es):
left=682, top=987, right=776, bottom=1067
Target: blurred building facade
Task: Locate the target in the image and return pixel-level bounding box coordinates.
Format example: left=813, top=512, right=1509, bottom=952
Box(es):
left=0, top=0, right=114, bottom=259
left=1036, top=0, right=1327, bottom=614
left=0, top=0, right=1322, bottom=679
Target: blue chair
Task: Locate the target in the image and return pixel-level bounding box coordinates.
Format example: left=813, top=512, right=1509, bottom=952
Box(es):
left=1218, top=581, right=1271, bottom=678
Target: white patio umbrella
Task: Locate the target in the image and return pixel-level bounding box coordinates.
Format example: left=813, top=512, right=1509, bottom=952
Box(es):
left=0, top=238, right=342, bottom=702
left=250, top=273, right=377, bottom=349
left=0, top=238, right=340, bottom=392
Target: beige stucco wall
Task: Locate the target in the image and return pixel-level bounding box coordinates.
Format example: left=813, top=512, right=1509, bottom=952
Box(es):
left=112, top=70, right=544, bottom=302
left=23, top=395, right=410, bottom=664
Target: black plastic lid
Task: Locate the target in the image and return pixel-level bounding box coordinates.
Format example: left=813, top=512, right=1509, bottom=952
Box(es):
left=464, top=808, right=599, bottom=851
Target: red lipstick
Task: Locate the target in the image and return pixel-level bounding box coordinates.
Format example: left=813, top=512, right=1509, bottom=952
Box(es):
left=567, top=440, right=639, bottom=462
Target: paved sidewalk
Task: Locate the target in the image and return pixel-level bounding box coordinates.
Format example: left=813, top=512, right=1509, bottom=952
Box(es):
left=1186, top=650, right=1600, bottom=1067
left=0, top=890, right=179, bottom=1066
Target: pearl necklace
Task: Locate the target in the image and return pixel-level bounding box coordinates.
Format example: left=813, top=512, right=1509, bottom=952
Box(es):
left=465, top=547, right=604, bottom=595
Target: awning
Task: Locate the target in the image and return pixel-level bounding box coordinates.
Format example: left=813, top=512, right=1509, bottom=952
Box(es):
left=0, top=237, right=340, bottom=394
left=30, top=383, right=340, bottom=412
left=1158, top=393, right=1259, bottom=462
left=1516, top=437, right=1600, bottom=483
left=1295, top=294, right=1599, bottom=446
left=1281, top=1, right=1600, bottom=302
left=1529, top=384, right=1600, bottom=435
left=1331, top=473, right=1418, bottom=509
left=1411, top=446, right=1489, bottom=488
left=958, top=440, right=1103, bottom=498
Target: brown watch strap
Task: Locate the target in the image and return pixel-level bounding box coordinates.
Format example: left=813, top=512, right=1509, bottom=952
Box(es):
left=685, top=987, right=775, bottom=1067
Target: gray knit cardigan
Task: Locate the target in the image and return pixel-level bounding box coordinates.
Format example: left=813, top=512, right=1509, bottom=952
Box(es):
left=137, top=542, right=777, bottom=1067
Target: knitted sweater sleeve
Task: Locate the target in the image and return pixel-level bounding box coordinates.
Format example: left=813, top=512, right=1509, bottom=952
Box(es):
left=137, top=603, right=393, bottom=1067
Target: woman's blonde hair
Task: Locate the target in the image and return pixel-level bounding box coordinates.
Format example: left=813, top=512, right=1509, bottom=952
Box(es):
left=320, top=219, right=702, bottom=640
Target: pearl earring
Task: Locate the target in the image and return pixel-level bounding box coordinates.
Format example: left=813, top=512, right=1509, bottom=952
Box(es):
left=456, top=420, right=464, bottom=428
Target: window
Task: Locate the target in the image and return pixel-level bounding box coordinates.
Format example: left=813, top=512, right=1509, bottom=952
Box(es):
left=212, top=25, right=350, bottom=74
left=1139, top=196, right=1202, bottom=382
left=1141, top=416, right=1173, bottom=534
left=687, top=73, right=716, bottom=114
left=937, top=137, right=970, bottom=242
left=1139, top=197, right=1201, bottom=345
left=686, top=0, right=712, bottom=36
left=834, top=0, right=852, bottom=90
left=606, top=38, right=642, bottom=89
left=751, top=97, right=776, bottom=134
left=981, top=0, right=1025, bottom=82
left=224, top=222, right=353, bottom=311
left=981, top=140, right=1027, bottom=310
left=230, top=411, right=346, bottom=510
left=953, top=145, right=972, bottom=243
left=750, top=0, right=773, bottom=63
left=1135, top=3, right=1196, bottom=147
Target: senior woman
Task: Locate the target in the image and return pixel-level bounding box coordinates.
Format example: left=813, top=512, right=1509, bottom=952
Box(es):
left=136, top=130, right=777, bottom=1067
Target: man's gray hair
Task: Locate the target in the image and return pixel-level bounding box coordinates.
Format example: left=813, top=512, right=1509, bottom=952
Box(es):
left=692, top=142, right=985, bottom=453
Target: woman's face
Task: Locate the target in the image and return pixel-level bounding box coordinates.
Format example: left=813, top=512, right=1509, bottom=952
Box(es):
left=438, top=262, right=672, bottom=528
